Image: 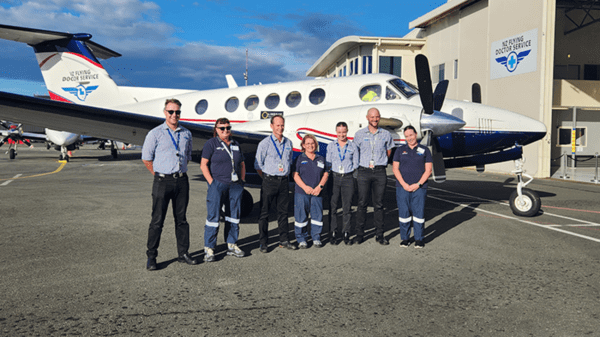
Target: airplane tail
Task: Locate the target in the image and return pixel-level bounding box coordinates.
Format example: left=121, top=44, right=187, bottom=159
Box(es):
left=0, top=24, right=135, bottom=107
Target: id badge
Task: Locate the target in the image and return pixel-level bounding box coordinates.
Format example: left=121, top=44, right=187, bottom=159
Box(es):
left=231, top=171, right=239, bottom=182
left=369, top=160, right=375, bottom=168
left=278, top=163, right=284, bottom=172
left=339, top=166, right=344, bottom=174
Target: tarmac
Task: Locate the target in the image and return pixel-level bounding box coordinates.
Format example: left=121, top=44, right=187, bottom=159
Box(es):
left=1, top=145, right=599, bottom=336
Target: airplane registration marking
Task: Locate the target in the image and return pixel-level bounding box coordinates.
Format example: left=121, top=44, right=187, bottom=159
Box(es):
left=0, top=161, right=67, bottom=182
left=427, top=186, right=600, bottom=243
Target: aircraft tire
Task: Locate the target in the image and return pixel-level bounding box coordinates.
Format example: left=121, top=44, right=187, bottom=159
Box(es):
left=240, top=189, right=254, bottom=218
left=111, top=148, right=118, bottom=159
left=9, top=148, right=16, bottom=159
left=509, top=188, right=541, bottom=217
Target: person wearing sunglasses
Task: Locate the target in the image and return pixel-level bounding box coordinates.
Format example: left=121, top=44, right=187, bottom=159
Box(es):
left=142, top=98, right=196, bottom=271
left=200, top=118, right=246, bottom=262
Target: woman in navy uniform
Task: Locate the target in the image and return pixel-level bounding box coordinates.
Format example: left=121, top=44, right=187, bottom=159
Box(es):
left=200, top=118, right=246, bottom=262
left=293, top=134, right=329, bottom=248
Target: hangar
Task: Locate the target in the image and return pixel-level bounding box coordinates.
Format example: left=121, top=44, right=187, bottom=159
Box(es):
left=307, top=0, right=600, bottom=178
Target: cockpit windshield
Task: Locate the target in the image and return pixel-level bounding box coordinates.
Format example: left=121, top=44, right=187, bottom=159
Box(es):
left=389, top=78, right=418, bottom=99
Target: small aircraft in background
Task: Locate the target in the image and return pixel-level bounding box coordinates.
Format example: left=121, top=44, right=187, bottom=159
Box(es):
left=0, top=24, right=546, bottom=217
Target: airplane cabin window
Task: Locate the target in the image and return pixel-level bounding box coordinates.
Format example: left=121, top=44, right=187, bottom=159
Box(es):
left=265, top=93, right=280, bottom=109
left=309, top=88, right=326, bottom=105
left=245, top=95, right=259, bottom=111
left=286, top=91, right=302, bottom=108
left=195, top=99, right=208, bottom=114
left=225, top=97, right=239, bottom=112
left=389, top=79, right=418, bottom=99
left=359, top=85, right=381, bottom=102
left=386, top=87, right=399, bottom=100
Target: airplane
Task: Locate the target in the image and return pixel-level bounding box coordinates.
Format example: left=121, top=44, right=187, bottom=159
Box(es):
left=0, top=120, right=37, bottom=159
left=0, top=24, right=546, bottom=217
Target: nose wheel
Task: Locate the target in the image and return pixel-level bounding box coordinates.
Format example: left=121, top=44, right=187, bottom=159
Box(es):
left=509, top=159, right=541, bottom=217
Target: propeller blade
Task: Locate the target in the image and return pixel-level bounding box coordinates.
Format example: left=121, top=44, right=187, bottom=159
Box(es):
left=0, top=135, right=10, bottom=147
left=433, top=80, right=449, bottom=111
left=472, top=83, right=482, bottom=104
left=420, top=130, right=446, bottom=183
left=415, top=54, right=434, bottom=115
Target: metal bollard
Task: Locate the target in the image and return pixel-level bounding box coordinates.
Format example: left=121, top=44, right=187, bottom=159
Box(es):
left=592, top=153, right=599, bottom=184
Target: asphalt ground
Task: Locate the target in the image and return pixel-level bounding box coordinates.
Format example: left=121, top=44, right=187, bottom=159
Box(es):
left=1, top=145, right=599, bottom=336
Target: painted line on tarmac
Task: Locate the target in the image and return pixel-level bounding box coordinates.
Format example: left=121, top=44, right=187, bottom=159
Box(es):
left=0, top=161, right=67, bottom=183
left=0, top=174, right=22, bottom=186
left=427, top=191, right=600, bottom=243
left=542, top=205, right=600, bottom=214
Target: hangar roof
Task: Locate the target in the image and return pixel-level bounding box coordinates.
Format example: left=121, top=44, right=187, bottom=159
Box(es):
left=409, top=0, right=480, bottom=29
left=306, top=35, right=425, bottom=77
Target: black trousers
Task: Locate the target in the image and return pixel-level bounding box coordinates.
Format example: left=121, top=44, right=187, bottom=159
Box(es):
left=146, top=175, right=190, bottom=259
left=258, top=175, right=290, bottom=245
left=329, top=173, right=355, bottom=234
left=356, top=167, right=387, bottom=237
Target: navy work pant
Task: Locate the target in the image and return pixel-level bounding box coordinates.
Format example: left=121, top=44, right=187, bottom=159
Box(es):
left=258, top=175, right=290, bottom=245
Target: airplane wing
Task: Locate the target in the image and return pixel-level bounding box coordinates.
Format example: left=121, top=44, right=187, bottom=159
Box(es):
left=0, top=91, right=266, bottom=151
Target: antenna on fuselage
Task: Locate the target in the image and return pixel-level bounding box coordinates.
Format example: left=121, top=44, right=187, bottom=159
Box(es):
left=244, top=49, right=248, bottom=86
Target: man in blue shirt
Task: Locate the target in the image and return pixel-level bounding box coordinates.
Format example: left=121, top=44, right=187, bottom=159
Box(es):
left=392, top=125, right=432, bottom=249
left=326, top=122, right=359, bottom=245
left=353, top=108, right=395, bottom=245
left=254, top=115, right=297, bottom=252
left=142, top=98, right=196, bottom=270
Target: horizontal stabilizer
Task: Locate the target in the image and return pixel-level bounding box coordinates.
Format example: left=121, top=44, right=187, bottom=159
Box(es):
left=0, top=24, right=121, bottom=59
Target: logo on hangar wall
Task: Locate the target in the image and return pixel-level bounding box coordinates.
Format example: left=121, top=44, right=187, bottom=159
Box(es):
left=490, top=28, right=537, bottom=80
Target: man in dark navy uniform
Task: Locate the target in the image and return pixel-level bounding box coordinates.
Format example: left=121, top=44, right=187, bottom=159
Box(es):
left=142, top=98, right=197, bottom=270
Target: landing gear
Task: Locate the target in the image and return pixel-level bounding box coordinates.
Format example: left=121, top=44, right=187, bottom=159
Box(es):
left=9, top=148, right=16, bottom=159
left=59, top=146, right=69, bottom=162
left=110, top=141, right=118, bottom=159
left=509, top=158, right=541, bottom=217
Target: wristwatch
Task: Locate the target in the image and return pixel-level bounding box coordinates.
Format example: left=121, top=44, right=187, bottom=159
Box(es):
left=418, top=182, right=423, bottom=188
left=319, top=185, right=324, bottom=189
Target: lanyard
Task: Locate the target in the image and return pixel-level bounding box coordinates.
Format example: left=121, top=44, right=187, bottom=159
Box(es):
left=336, top=141, right=348, bottom=162
left=270, top=135, right=285, bottom=161
left=220, top=139, right=235, bottom=172
left=167, top=128, right=180, bottom=154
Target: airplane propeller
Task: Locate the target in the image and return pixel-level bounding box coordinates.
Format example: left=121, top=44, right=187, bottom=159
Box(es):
left=414, top=54, right=454, bottom=183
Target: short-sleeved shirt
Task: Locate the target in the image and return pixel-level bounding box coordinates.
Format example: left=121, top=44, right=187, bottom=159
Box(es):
left=202, top=137, right=245, bottom=184
left=142, top=122, right=193, bottom=174
left=294, top=153, right=327, bottom=195
left=254, top=135, right=293, bottom=176
left=393, top=143, right=432, bottom=188
left=353, top=127, right=395, bottom=168
left=325, top=139, right=359, bottom=174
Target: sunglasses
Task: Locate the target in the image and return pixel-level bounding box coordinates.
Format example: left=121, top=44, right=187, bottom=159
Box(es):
left=165, top=110, right=181, bottom=115
left=217, top=126, right=232, bottom=131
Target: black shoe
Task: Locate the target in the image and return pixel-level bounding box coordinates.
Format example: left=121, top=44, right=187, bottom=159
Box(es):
left=178, top=253, right=198, bottom=265
left=279, top=241, right=298, bottom=250
left=415, top=240, right=425, bottom=249
left=344, top=232, right=353, bottom=245
left=146, top=258, right=157, bottom=271
left=330, top=232, right=340, bottom=245
left=400, top=240, right=410, bottom=248
left=376, top=236, right=389, bottom=245
left=259, top=244, right=268, bottom=253
left=352, top=235, right=363, bottom=245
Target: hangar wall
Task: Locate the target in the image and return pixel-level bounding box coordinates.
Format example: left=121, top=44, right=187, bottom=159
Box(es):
left=420, top=0, right=553, bottom=177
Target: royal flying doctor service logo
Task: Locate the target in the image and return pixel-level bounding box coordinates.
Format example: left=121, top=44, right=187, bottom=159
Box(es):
left=62, top=84, right=99, bottom=102
left=490, top=28, right=537, bottom=80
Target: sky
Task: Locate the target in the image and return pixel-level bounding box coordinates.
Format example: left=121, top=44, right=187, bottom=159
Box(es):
left=0, top=0, right=447, bottom=96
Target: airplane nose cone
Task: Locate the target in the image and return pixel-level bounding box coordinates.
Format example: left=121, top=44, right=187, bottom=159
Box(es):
left=420, top=110, right=466, bottom=136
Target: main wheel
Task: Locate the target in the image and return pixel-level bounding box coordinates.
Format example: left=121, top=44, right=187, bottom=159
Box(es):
left=9, top=148, right=16, bottom=159
left=509, top=188, right=541, bottom=217
left=111, top=148, right=118, bottom=159
left=240, top=189, right=254, bottom=218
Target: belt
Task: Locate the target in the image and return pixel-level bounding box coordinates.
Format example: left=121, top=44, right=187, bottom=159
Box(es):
left=156, top=172, right=187, bottom=178
left=264, top=174, right=288, bottom=180
left=358, top=165, right=386, bottom=170
left=332, top=171, right=354, bottom=177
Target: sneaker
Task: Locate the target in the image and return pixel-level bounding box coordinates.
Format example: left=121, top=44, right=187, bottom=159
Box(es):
left=415, top=240, right=424, bottom=249
left=376, top=236, right=389, bottom=245
left=279, top=241, right=298, bottom=250
left=204, top=248, right=216, bottom=262
left=299, top=241, right=308, bottom=249
left=400, top=240, right=410, bottom=248
left=227, top=244, right=245, bottom=258
left=343, top=232, right=353, bottom=246
left=259, top=244, right=268, bottom=253
left=313, top=240, right=323, bottom=248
